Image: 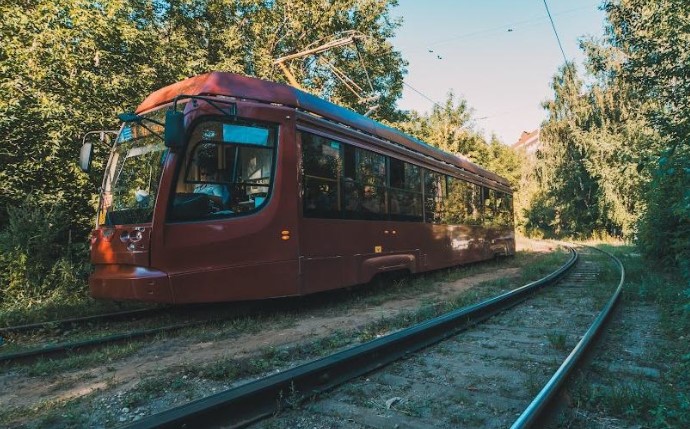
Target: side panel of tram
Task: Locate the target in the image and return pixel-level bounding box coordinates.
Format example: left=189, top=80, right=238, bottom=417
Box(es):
left=295, top=113, right=515, bottom=295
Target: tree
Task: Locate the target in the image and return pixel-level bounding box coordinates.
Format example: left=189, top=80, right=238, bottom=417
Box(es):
left=602, top=0, right=690, bottom=274
left=0, top=0, right=407, bottom=236
left=526, top=57, right=655, bottom=239
left=392, top=91, right=492, bottom=166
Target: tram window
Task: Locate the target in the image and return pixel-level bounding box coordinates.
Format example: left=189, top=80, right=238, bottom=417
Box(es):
left=483, top=187, right=492, bottom=224
left=444, top=177, right=468, bottom=224
left=301, top=132, right=342, bottom=218
left=389, top=158, right=422, bottom=221
left=495, top=191, right=514, bottom=227
left=350, top=147, right=386, bottom=220
left=424, top=170, right=445, bottom=224
left=169, top=119, right=276, bottom=222
left=465, top=183, right=482, bottom=225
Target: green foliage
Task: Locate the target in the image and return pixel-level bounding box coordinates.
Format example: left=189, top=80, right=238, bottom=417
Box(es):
left=0, top=195, right=90, bottom=310
left=0, top=0, right=406, bottom=236
left=390, top=91, right=521, bottom=188
left=601, top=0, right=690, bottom=283
left=637, top=153, right=690, bottom=280
left=526, top=62, right=652, bottom=239
left=0, top=0, right=406, bottom=310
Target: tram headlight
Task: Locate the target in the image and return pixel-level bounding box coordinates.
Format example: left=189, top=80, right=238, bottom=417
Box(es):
left=119, top=228, right=145, bottom=250
left=129, top=230, right=143, bottom=242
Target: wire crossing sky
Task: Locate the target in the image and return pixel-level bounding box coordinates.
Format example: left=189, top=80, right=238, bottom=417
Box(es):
left=543, top=0, right=570, bottom=64
left=392, top=0, right=605, bottom=145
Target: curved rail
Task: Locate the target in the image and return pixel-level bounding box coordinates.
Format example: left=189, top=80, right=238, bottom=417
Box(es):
left=120, top=247, right=578, bottom=429
left=510, top=244, right=625, bottom=429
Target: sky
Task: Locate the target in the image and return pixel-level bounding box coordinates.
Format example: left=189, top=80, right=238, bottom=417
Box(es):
left=390, top=0, right=607, bottom=145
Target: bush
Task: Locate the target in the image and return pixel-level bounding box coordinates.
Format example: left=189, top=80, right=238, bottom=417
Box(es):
left=0, top=195, right=90, bottom=310
left=637, top=152, right=690, bottom=286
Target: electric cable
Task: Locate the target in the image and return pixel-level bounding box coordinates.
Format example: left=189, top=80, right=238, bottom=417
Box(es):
left=543, top=0, right=569, bottom=63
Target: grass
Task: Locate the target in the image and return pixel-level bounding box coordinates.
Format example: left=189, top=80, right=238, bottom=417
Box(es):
left=546, top=331, right=567, bottom=351
left=562, top=242, right=690, bottom=428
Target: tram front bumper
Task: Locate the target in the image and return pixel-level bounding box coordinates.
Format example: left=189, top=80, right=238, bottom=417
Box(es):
left=89, top=265, right=174, bottom=303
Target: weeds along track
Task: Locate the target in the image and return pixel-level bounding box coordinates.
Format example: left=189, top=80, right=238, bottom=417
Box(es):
left=118, top=244, right=624, bottom=429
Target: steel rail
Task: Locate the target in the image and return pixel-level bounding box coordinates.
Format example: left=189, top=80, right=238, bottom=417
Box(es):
left=120, top=247, right=578, bottom=429
left=510, top=244, right=625, bottom=429
left=0, top=307, right=166, bottom=335
left=0, top=319, right=212, bottom=364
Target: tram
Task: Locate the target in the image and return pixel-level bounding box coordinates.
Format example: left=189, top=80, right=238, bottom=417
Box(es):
left=80, top=72, right=515, bottom=303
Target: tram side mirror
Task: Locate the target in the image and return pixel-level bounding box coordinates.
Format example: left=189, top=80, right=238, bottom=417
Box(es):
left=79, top=141, right=93, bottom=172
left=164, top=110, right=185, bottom=149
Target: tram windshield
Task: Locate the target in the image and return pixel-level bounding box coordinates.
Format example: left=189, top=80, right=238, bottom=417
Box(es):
left=169, top=119, right=277, bottom=221
left=99, top=108, right=167, bottom=226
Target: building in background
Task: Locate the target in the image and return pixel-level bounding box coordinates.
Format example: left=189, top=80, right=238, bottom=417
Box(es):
left=512, top=129, right=540, bottom=155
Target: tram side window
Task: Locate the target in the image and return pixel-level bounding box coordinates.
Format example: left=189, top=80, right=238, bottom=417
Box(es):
left=444, top=177, right=468, bottom=224
left=464, top=182, right=483, bottom=225
left=423, top=170, right=446, bottom=224
left=389, top=158, right=423, bottom=222
left=169, top=119, right=276, bottom=222
left=482, top=187, right=495, bottom=225
left=346, top=146, right=387, bottom=220
left=302, top=133, right=342, bottom=218
left=495, top=191, right=514, bottom=227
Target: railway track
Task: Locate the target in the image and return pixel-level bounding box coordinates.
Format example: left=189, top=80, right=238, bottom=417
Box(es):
left=0, top=303, right=262, bottom=364
left=0, top=307, right=166, bottom=336
left=115, top=244, right=624, bottom=429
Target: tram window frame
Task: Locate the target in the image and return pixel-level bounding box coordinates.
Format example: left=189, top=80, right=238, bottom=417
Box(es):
left=388, top=158, right=423, bottom=222
left=423, top=169, right=446, bottom=224
left=301, top=132, right=343, bottom=219
left=344, top=145, right=387, bottom=220
left=168, top=117, right=278, bottom=222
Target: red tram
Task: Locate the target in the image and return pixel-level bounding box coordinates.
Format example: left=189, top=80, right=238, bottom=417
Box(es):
left=80, top=72, right=515, bottom=303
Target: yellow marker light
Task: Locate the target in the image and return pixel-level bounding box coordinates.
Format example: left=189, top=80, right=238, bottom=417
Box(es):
left=374, top=245, right=383, bottom=253
left=281, top=230, right=290, bottom=235
left=281, top=235, right=290, bottom=241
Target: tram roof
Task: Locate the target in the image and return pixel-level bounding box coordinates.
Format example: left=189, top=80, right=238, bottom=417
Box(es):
left=137, top=72, right=511, bottom=188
